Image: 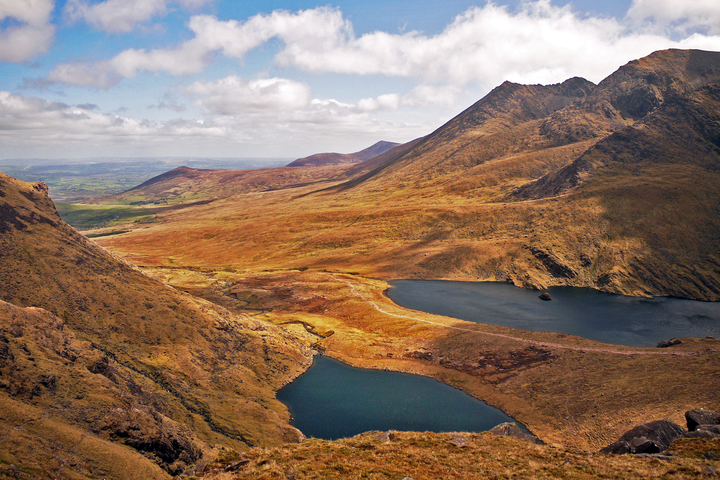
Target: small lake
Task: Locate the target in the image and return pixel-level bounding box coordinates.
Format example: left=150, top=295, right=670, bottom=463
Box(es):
left=277, top=355, right=519, bottom=440
left=387, top=280, right=720, bottom=347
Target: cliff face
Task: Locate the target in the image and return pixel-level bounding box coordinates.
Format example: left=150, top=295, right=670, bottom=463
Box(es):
left=0, top=173, right=312, bottom=477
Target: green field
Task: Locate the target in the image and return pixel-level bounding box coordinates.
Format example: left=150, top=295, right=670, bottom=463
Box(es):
left=56, top=203, right=156, bottom=230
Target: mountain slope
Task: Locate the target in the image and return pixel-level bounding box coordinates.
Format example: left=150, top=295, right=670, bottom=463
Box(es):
left=287, top=140, right=400, bottom=167
left=0, top=173, right=312, bottom=476
left=95, top=49, right=720, bottom=300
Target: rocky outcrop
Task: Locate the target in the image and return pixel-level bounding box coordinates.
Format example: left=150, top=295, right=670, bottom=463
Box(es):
left=601, top=420, right=687, bottom=454
left=489, top=422, right=541, bottom=444
left=686, top=408, right=720, bottom=431
left=527, top=247, right=577, bottom=279
left=603, top=409, right=720, bottom=455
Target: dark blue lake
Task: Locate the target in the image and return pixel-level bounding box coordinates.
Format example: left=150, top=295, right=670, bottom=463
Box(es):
left=387, top=280, right=720, bottom=347
left=277, top=355, right=518, bottom=440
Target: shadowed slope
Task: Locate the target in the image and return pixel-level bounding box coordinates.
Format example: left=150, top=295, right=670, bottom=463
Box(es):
left=0, top=173, right=312, bottom=476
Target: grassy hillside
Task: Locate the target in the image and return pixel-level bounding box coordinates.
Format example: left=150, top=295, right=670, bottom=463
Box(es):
left=0, top=174, right=313, bottom=476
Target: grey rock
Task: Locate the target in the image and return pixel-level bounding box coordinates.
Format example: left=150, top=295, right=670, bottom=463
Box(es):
left=448, top=433, right=468, bottom=448
left=686, top=409, right=720, bottom=431
left=601, top=420, right=687, bottom=454
left=489, top=422, right=541, bottom=444
left=699, top=425, right=720, bottom=435
left=684, top=430, right=720, bottom=440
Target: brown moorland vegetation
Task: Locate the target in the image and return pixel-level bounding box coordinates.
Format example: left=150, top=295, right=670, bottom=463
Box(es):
left=2, top=49, right=720, bottom=478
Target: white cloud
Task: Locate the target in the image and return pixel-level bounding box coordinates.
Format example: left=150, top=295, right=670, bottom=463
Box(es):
left=627, top=0, right=720, bottom=35
left=0, top=89, right=425, bottom=158
left=184, top=76, right=311, bottom=114
left=0, top=90, right=230, bottom=154
left=46, top=2, right=720, bottom=91
left=46, top=61, right=121, bottom=88
left=357, top=94, right=400, bottom=111
left=0, top=0, right=54, bottom=25
left=400, top=84, right=462, bottom=107
left=0, top=0, right=55, bottom=62
left=268, top=1, right=720, bottom=87
left=64, top=0, right=213, bottom=33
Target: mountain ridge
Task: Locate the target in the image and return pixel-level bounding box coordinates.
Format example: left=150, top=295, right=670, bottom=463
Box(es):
left=287, top=140, right=400, bottom=167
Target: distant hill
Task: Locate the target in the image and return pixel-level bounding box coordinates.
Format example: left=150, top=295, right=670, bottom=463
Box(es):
left=287, top=140, right=400, bottom=167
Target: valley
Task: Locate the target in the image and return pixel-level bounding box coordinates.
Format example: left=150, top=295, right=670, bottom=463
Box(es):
left=2, top=49, right=720, bottom=478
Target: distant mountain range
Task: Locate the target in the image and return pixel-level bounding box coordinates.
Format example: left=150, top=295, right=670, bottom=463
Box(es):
left=286, top=140, right=400, bottom=167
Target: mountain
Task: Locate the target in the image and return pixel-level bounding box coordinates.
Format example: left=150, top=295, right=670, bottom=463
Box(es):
left=0, top=174, right=312, bottom=478
left=287, top=140, right=400, bottom=167
left=94, top=49, right=720, bottom=302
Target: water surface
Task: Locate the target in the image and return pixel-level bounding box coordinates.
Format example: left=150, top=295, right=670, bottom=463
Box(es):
left=387, top=280, right=720, bottom=347
left=277, top=355, right=519, bottom=440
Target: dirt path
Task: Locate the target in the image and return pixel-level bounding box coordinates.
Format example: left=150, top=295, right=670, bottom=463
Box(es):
left=332, top=275, right=702, bottom=357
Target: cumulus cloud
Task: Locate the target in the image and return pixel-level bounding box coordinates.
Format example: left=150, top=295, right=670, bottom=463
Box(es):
left=0, top=89, right=424, bottom=157
left=627, top=0, right=720, bottom=35
left=184, top=76, right=311, bottom=114
left=46, top=2, right=720, bottom=90
left=0, top=0, right=55, bottom=62
left=64, top=0, right=213, bottom=33
left=357, top=94, right=400, bottom=112
left=0, top=90, right=230, bottom=155
left=46, top=61, right=121, bottom=88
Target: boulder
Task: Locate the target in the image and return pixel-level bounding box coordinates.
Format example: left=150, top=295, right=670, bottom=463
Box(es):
left=698, top=425, right=720, bottom=436
left=489, top=422, right=541, bottom=444
left=448, top=433, right=468, bottom=448
left=684, top=429, right=720, bottom=440
left=538, top=292, right=552, bottom=301
left=657, top=338, right=683, bottom=348
left=601, top=420, right=687, bottom=454
left=686, top=409, right=720, bottom=431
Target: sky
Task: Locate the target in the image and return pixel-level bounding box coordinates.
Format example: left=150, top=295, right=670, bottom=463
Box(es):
left=1, top=0, right=720, bottom=160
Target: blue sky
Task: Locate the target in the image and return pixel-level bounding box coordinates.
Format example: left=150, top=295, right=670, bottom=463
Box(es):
left=1, top=0, right=720, bottom=160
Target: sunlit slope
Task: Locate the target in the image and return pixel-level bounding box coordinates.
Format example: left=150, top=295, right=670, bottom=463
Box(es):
left=106, top=164, right=357, bottom=205
left=97, top=49, right=720, bottom=300
left=0, top=173, right=312, bottom=476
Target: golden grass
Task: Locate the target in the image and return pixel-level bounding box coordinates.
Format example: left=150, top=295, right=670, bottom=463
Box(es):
left=201, top=431, right=719, bottom=480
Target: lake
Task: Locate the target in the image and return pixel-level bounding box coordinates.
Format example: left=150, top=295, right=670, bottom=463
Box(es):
left=387, top=280, right=720, bottom=347
left=277, top=355, right=520, bottom=440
